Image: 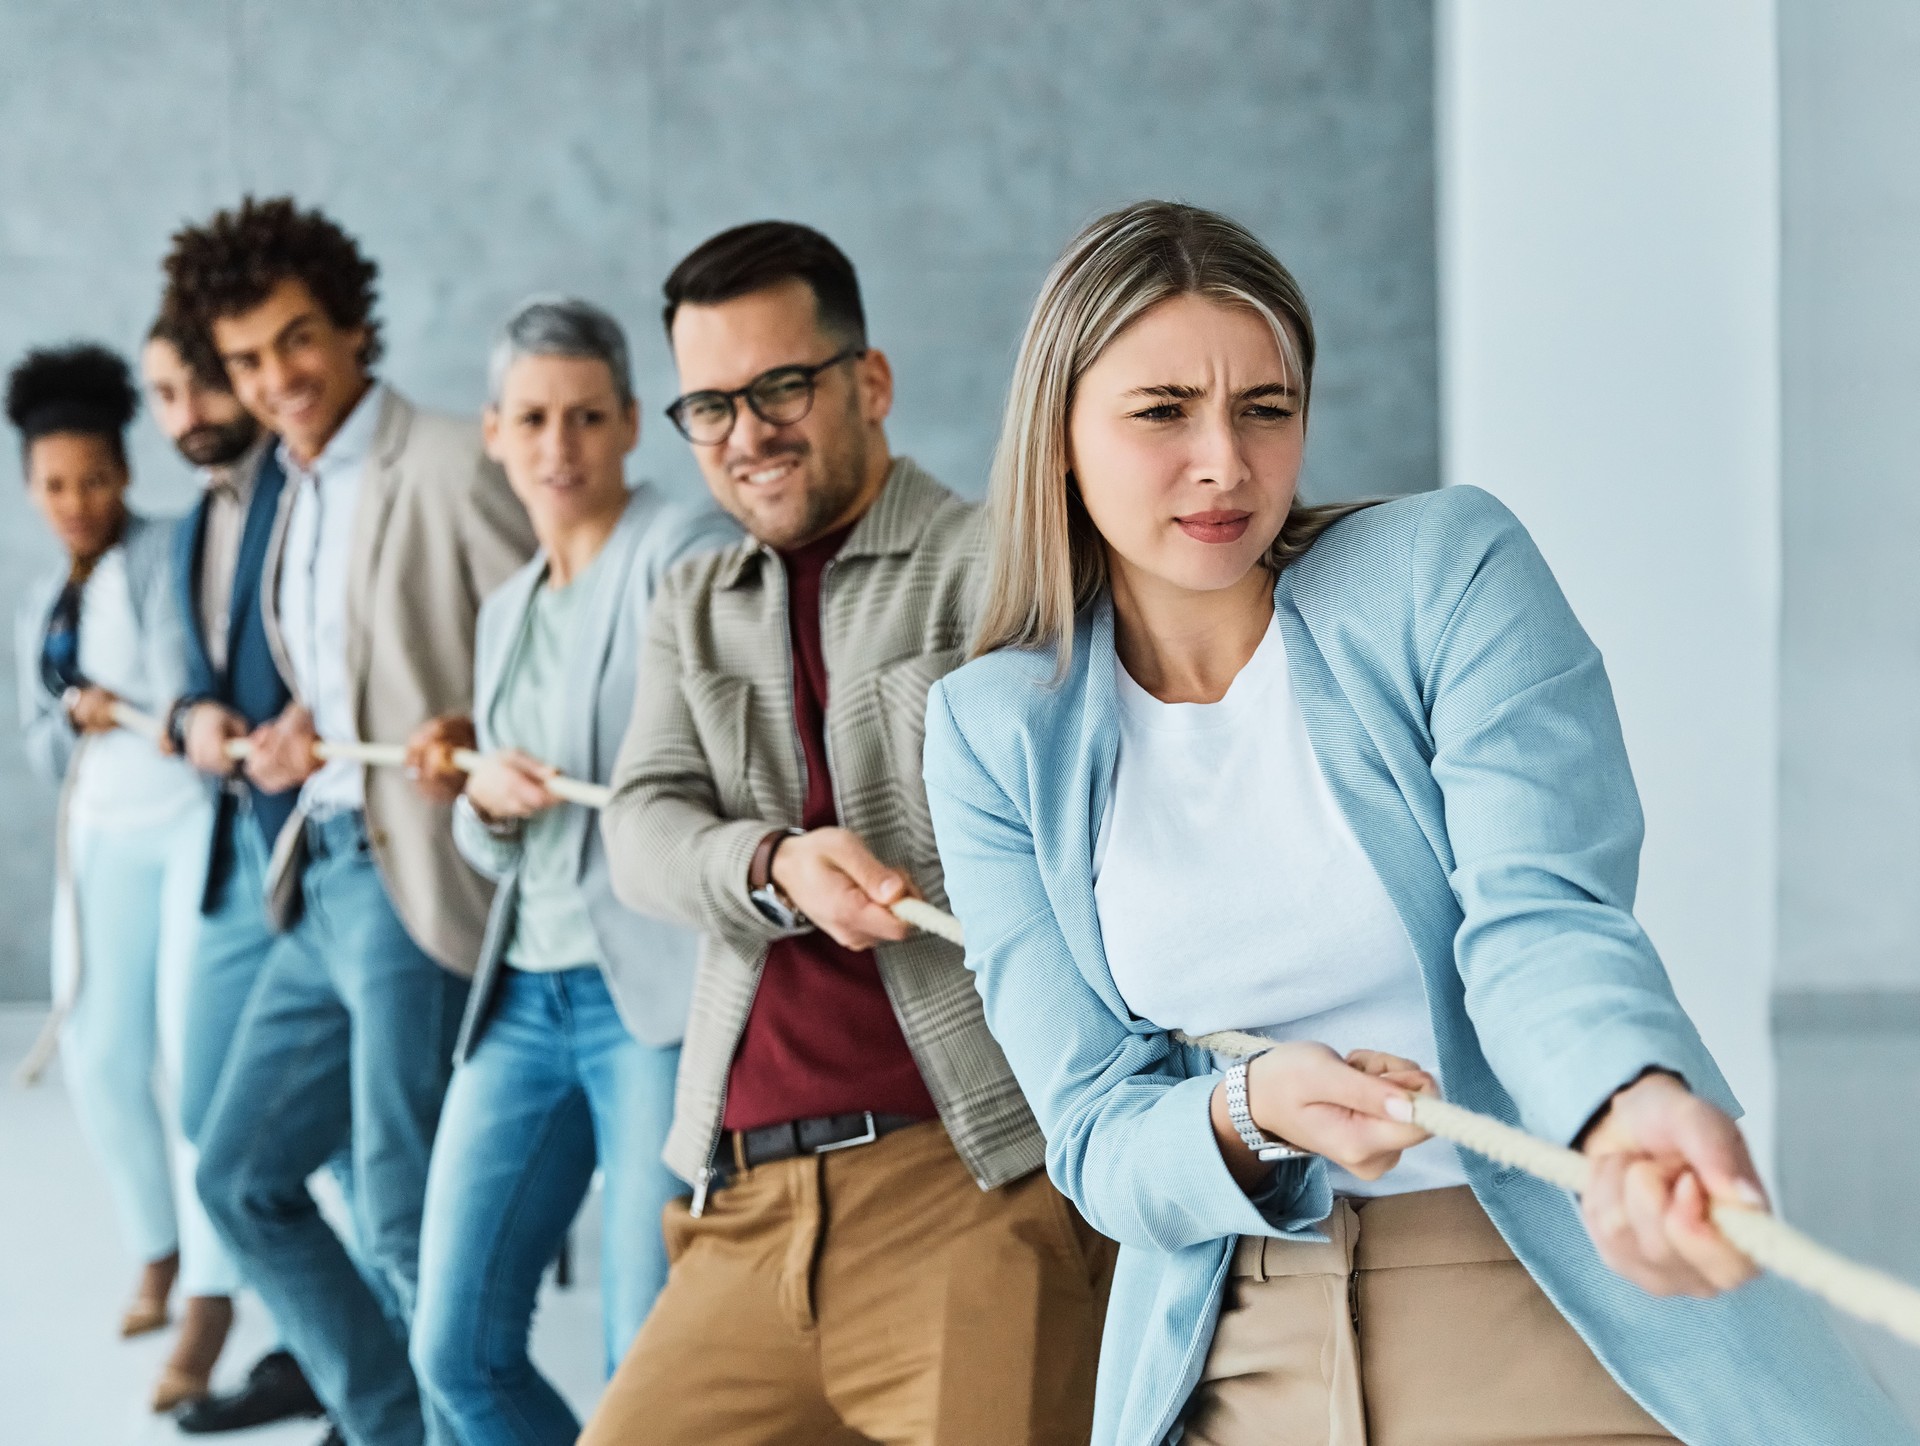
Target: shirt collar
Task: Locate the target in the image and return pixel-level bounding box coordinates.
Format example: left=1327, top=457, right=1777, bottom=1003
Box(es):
left=278, top=381, right=386, bottom=484
left=202, top=432, right=271, bottom=501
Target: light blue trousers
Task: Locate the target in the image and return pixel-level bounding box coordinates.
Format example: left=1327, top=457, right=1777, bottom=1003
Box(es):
left=55, top=802, right=242, bottom=1296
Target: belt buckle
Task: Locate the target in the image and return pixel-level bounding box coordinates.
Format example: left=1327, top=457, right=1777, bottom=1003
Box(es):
left=815, top=1111, right=879, bottom=1154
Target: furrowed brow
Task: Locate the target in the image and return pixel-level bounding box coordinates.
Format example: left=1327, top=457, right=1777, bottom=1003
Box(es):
left=1239, top=381, right=1300, bottom=401
left=1126, top=383, right=1206, bottom=401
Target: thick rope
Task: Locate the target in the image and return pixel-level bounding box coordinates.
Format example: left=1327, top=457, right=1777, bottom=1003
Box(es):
left=81, top=709, right=1920, bottom=1349
left=107, top=704, right=613, bottom=808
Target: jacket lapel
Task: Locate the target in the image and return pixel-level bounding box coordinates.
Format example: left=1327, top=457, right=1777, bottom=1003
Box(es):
left=226, top=445, right=286, bottom=677
left=570, top=489, right=649, bottom=781
left=475, top=558, right=544, bottom=748
left=175, top=496, right=214, bottom=689
left=257, top=457, right=303, bottom=703
left=345, top=389, right=411, bottom=707
left=1269, top=570, right=1464, bottom=1002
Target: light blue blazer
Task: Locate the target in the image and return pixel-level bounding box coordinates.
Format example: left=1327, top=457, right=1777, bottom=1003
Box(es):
left=922, top=486, right=1911, bottom=1446
left=14, top=512, right=187, bottom=784
left=451, top=483, right=741, bottom=1058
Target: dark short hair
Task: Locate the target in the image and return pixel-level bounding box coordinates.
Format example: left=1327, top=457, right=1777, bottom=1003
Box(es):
left=147, top=303, right=230, bottom=393
left=662, top=221, right=866, bottom=349
left=164, top=196, right=383, bottom=368
left=5, top=343, right=138, bottom=465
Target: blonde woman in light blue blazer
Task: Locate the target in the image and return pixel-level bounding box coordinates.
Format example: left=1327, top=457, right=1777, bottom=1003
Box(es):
left=922, top=203, right=1913, bottom=1445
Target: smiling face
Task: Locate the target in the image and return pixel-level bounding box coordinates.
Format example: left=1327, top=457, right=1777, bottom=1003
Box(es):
left=483, top=352, right=637, bottom=543
left=140, top=335, right=260, bottom=469
left=26, top=431, right=129, bottom=562
left=668, top=278, right=893, bottom=550
left=210, top=276, right=370, bottom=466
left=1067, top=293, right=1306, bottom=606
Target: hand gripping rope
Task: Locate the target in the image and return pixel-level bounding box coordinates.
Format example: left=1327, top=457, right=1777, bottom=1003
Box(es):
left=887, top=894, right=1920, bottom=1353
left=110, top=703, right=613, bottom=808
left=69, top=706, right=1920, bottom=1351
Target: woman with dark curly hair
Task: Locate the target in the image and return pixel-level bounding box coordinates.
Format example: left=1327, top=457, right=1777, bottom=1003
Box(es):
left=8, top=344, right=242, bottom=1411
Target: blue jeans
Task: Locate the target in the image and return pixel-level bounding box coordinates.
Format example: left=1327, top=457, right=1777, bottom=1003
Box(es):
left=197, top=811, right=468, bottom=1446
left=178, top=806, right=277, bottom=1148
left=412, top=967, right=683, bottom=1446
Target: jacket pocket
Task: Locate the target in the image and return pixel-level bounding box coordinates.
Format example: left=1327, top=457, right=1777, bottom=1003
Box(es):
left=862, top=646, right=965, bottom=889
left=679, top=667, right=760, bottom=821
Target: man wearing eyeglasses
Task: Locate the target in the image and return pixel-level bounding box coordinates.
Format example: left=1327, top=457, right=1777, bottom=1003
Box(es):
left=586, top=221, right=1112, bottom=1445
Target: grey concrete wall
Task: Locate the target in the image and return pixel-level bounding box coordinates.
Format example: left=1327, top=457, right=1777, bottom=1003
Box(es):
left=0, top=0, right=1438, bottom=1000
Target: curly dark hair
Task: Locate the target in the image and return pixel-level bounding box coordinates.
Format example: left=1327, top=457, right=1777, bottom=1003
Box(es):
left=147, top=301, right=229, bottom=393
left=164, top=196, right=383, bottom=369
left=6, top=344, right=139, bottom=463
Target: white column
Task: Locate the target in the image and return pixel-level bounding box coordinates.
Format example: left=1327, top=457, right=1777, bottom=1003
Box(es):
left=1437, top=0, right=1781, bottom=1169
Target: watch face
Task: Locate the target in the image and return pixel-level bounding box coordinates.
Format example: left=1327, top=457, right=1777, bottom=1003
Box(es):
left=751, top=887, right=798, bottom=930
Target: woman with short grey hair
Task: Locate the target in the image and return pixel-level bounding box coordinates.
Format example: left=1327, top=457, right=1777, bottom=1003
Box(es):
left=407, top=296, right=740, bottom=1445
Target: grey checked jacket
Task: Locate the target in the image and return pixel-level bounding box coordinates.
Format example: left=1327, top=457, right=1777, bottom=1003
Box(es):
left=602, top=458, right=1046, bottom=1197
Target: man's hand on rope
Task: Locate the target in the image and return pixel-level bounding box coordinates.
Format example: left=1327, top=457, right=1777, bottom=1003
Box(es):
left=184, top=702, right=247, bottom=777
left=1214, top=1042, right=1435, bottom=1188
left=243, top=705, right=322, bottom=793
left=770, top=827, right=919, bottom=950
left=463, top=748, right=559, bottom=823
left=1579, top=1070, right=1766, bottom=1298
left=63, top=685, right=121, bottom=736
left=405, top=714, right=477, bottom=805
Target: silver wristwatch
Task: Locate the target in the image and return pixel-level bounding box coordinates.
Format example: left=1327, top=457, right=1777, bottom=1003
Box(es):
left=748, top=827, right=809, bottom=931
left=1225, top=1056, right=1311, bottom=1163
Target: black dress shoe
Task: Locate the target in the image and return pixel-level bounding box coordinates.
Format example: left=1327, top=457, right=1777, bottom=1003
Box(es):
left=173, top=1349, right=325, bottom=1433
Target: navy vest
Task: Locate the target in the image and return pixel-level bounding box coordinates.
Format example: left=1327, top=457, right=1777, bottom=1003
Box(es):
left=173, top=445, right=298, bottom=908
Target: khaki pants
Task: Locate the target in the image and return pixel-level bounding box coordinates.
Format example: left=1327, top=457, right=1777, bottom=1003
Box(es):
left=1184, top=1187, right=1674, bottom=1446
left=581, top=1119, right=1115, bottom=1445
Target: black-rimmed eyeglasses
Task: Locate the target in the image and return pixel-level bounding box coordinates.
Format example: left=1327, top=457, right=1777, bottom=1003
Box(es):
left=664, top=348, right=865, bottom=445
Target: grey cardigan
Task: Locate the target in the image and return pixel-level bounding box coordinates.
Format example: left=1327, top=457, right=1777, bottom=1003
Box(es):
left=450, top=483, right=741, bottom=1059
left=15, top=512, right=189, bottom=784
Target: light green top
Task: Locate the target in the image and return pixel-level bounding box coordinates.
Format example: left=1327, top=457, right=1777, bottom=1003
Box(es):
left=494, top=557, right=605, bottom=973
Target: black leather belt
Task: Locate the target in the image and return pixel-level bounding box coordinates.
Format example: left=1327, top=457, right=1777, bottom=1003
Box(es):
left=734, top=1111, right=921, bottom=1171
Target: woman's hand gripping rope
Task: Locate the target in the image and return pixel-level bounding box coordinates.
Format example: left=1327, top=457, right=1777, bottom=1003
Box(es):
left=887, top=897, right=1920, bottom=1352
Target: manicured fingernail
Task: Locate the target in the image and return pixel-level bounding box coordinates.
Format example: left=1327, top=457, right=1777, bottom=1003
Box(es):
left=1384, top=1095, right=1414, bottom=1123
left=879, top=879, right=903, bottom=902
left=1732, top=1180, right=1766, bottom=1207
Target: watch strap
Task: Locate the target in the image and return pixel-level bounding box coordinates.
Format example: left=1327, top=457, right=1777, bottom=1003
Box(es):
left=1225, top=1056, right=1311, bottom=1163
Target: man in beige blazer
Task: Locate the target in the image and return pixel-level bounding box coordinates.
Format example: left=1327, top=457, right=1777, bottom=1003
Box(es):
left=162, top=197, right=535, bottom=1446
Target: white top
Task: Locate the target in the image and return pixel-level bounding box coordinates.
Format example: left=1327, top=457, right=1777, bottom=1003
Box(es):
left=1092, top=615, right=1466, bottom=1197
left=69, top=548, right=206, bottom=834
left=276, top=384, right=384, bottom=814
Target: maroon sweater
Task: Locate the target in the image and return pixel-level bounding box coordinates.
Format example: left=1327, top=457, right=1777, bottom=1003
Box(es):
left=721, top=526, right=938, bottom=1131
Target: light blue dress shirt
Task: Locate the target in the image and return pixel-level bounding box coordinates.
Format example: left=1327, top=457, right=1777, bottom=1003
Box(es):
left=276, top=382, right=385, bottom=814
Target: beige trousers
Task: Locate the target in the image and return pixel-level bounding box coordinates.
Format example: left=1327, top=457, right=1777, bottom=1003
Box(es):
left=1183, top=1186, right=1675, bottom=1446
left=580, top=1120, right=1115, bottom=1446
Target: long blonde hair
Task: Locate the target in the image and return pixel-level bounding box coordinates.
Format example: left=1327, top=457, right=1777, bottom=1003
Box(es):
left=971, top=200, right=1371, bottom=666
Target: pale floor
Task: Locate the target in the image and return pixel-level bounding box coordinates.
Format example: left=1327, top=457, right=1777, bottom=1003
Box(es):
left=0, top=1008, right=606, bottom=1446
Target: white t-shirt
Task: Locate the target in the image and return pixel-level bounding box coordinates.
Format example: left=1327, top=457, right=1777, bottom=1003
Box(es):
left=1092, top=615, right=1465, bottom=1196
left=69, top=547, right=206, bottom=835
